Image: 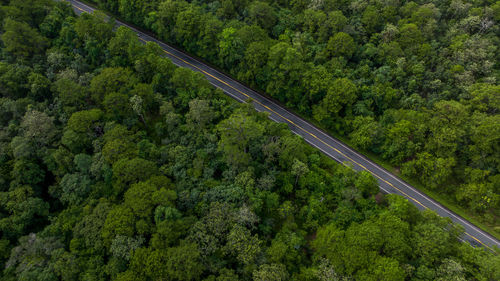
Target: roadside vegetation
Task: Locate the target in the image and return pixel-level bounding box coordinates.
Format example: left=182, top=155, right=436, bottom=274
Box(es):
left=88, top=0, right=500, bottom=236
left=0, top=1, right=499, bottom=280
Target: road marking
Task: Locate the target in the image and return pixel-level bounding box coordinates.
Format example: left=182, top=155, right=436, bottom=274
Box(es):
left=74, top=5, right=85, bottom=12
left=68, top=1, right=496, bottom=250
left=465, top=232, right=488, bottom=247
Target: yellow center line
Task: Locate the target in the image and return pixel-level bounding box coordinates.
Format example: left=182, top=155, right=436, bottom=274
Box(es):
left=136, top=37, right=493, bottom=250
left=464, top=232, right=489, bottom=247
left=73, top=5, right=86, bottom=13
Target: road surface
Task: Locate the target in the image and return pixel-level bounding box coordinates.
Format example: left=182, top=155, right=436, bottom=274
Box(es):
left=64, top=0, right=500, bottom=250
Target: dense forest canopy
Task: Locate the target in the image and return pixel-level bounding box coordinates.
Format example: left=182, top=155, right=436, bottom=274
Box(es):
left=88, top=0, right=500, bottom=233
left=0, top=0, right=499, bottom=281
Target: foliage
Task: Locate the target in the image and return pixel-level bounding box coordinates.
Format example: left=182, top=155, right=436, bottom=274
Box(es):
left=82, top=0, right=500, bottom=228
left=0, top=1, right=498, bottom=280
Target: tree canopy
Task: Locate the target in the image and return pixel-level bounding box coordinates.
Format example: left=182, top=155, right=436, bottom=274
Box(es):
left=0, top=0, right=499, bottom=280
left=85, top=0, right=500, bottom=234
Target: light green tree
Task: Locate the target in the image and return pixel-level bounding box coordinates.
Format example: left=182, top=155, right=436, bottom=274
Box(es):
left=327, top=32, right=355, bottom=58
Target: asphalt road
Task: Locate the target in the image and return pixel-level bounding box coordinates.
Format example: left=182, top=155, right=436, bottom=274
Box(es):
left=64, top=0, right=500, bottom=250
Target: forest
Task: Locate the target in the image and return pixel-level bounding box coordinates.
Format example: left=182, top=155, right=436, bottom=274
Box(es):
left=0, top=0, right=499, bottom=280
left=85, top=0, right=500, bottom=234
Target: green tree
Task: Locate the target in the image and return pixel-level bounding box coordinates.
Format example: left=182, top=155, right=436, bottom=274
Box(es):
left=435, top=259, right=466, bottom=281
left=11, top=160, right=45, bottom=187
left=2, top=18, right=48, bottom=58
left=174, top=6, right=203, bottom=51
left=90, top=67, right=138, bottom=103
left=53, top=78, right=87, bottom=110
left=468, top=113, right=499, bottom=171
left=110, top=235, right=144, bottom=261
left=381, top=111, right=427, bottom=165
left=224, top=224, right=262, bottom=266
left=314, top=78, right=357, bottom=122
left=101, top=125, right=137, bottom=164
left=217, top=107, right=265, bottom=168
left=0, top=63, right=31, bottom=99
left=0, top=187, right=49, bottom=240
left=170, top=67, right=213, bottom=108
left=218, top=27, right=245, bottom=70
left=397, top=24, right=422, bottom=51
left=108, top=26, right=145, bottom=67
left=186, top=99, right=216, bottom=129
left=5, top=0, right=54, bottom=27
left=328, top=10, right=348, bottom=33
left=4, top=234, right=63, bottom=281
left=412, top=211, right=461, bottom=266
left=354, top=171, right=379, bottom=198
left=124, top=179, right=176, bottom=219
left=59, top=173, right=92, bottom=205
left=27, top=73, right=51, bottom=101
left=102, top=92, right=133, bottom=121
left=155, top=0, right=189, bottom=40
left=349, top=116, right=381, bottom=151
left=197, top=16, right=223, bottom=61
left=239, top=41, right=271, bottom=87
left=248, top=1, right=277, bottom=31
left=39, top=2, right=71, bottom=38
left=361, top=5, right=382, bottom=33
left=118, top=0, right=146, bottom=25
left=291, top=159, right=309, bottom=187
left=71, top=200, right=111, bottom=254
left=63, top=109, right=104, bottom=153
left=253, top=263, right=288, bottom=281
left=426, top=100, right=467, bottom=158
left=216, top=268, right=240, bottom=281
left=456, top=169, right=499, bottom=213
left=134, top=43, right=176, bottom=93
left=401, top=152, right=455, bottom=189
left=266, top=42, right=305, bottom=105
left=74, top=11, right=114, bottom=42
left=303, top=9, right=329, bottom=42
left=102, top=206, right=135, bottom=248
left=327, top=32, right=355, bottom=58
left=112, top=158, right=159, bottom=196
left=20, top=110, right=57, bottom=149
left=358, top=256, right=405, bottom=281
left=129, top=244, right=202, bottom=281
left=66, top=109, right=104, bottom=135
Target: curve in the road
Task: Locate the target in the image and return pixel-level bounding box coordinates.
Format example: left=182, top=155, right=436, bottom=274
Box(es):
left=65, top=0, right=500, bottom=250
